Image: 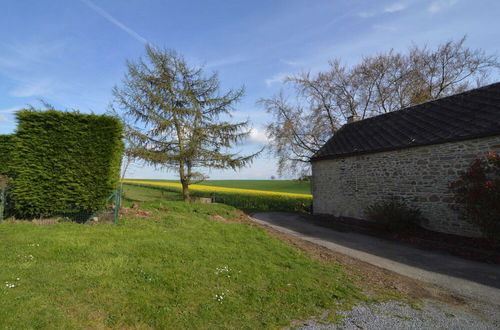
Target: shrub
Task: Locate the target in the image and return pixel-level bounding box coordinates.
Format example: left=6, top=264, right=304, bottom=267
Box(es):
left=0, top=134, right=15, bottom=176
left=9, top=110, right=123, bottom=218
left=449, top=151, right=500, bottom=244
left=365, top=198, right=423, bottom=232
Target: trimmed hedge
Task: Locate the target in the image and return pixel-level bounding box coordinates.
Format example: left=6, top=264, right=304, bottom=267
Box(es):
left=0, top=134, right=15, bottom=176
left=10, top=110, right=123, bottom=218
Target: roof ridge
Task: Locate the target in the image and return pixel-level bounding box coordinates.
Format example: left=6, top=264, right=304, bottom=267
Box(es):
left=343, top=82, right=500, bottom=127
left=311, top=82, right=500, bottom=161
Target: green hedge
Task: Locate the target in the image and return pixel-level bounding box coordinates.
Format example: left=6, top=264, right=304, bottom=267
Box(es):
left=10, top=110, right=123, bottom=218
left=0, top=134, right=15, bottom=176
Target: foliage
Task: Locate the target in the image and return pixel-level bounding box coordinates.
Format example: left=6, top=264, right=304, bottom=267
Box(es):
left=112, top=45, right=260, bottom=201
left=123, top=181, right=312, bottom=212
left=260, top=36, right=500, bottom=175
left=0, top=197, right=362, bottom=328
left=0, top=135, right=15, bottom=176
left=449, top=151, right=500, bottom=243
left=9, top=110, right=123, bottom=218
left=365, top=198, right=424, bottom=232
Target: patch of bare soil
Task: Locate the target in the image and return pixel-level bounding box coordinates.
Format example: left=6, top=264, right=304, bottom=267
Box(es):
left=7, top=218, right=61, bottom=225
left=120, top=203, right=163, bottom=220
left=31, top=218, right=60, bottom=225
left=210, top=210, right=250, bottom=223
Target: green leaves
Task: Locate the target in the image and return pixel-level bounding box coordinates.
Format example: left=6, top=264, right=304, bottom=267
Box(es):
left=0, top=135, right=14, bottom=176
left=112, top=46, right=260, bottom=200
left=8, top=110, right=124, bottom=218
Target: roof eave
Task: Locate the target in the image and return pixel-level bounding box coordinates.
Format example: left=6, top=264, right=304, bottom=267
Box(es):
left=310, top=130, right=500, bottom=162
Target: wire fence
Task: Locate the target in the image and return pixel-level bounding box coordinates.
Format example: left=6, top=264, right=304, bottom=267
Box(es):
left=86, top=188, right=122, bottom=224
left=0, top=184, right=122, bottom=225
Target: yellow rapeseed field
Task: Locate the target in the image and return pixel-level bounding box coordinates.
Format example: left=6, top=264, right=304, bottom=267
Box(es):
left=122, top=180, right=312, bottom=198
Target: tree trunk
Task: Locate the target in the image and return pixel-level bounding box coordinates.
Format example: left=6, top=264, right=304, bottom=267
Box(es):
left=179, top=161, right=190, bottom=202
left=181, top=180, right=190, bottom=202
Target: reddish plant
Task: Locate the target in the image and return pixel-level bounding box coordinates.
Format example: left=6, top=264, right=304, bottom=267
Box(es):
left=449, top=151, right=500, bottom=244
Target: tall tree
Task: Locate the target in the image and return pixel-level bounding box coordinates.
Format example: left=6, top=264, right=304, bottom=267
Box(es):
left=112, top=46, right=259, bottom=201
left=260, top=37, right=500, bottom=175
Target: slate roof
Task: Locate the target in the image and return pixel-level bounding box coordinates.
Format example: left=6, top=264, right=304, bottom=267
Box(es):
left=310, top=82, right=500, bottom=161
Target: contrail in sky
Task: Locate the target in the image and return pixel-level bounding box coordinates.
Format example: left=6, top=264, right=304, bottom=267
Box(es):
left=79, top=0, right=149, bottom=45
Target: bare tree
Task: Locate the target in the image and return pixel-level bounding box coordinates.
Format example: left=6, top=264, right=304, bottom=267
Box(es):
left=261, top=37, right=500, bottom=175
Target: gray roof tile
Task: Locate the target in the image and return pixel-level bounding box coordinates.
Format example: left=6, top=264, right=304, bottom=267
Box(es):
left=311, top=82, right=500, bottom=161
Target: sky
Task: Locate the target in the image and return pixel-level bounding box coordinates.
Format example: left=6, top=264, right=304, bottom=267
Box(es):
left=1, top=0, right=499, bottom=179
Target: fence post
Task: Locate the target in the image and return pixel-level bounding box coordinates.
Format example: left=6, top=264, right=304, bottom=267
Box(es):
left=0, top=186, right=5, bottom=224
left=114, top=188, right=121, bottom=224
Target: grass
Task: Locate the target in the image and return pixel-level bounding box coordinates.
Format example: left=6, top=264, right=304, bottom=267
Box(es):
left=125, top=179, right=311, bottom=195
left=122, top=181, right=312, bottom=213
left=0, top=184, right=365, bottom=329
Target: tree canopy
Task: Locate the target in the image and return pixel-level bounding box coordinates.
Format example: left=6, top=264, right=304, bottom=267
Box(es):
left=112, top=46, right=259, bottom=201
left=260, top=37, right=500, bottom=175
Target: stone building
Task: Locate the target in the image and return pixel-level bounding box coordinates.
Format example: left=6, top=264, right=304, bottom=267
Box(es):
left=310, top=83, right=500, bottom=237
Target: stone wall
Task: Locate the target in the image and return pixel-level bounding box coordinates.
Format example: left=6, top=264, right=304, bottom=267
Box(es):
left=311, top=136, right=500, bottom=237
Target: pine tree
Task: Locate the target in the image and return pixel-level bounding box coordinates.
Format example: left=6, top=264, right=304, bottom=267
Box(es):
left=112, top=46, right=259, bottom=201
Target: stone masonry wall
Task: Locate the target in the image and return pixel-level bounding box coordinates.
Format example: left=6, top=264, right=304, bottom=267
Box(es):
left=312, top=136, right=500, bottom=237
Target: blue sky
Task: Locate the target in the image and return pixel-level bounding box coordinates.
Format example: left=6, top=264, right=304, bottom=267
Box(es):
left=1, top=0, right=499, bottom=179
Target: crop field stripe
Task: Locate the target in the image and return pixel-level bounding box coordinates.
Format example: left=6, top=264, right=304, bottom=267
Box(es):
left=122, top=180, right=312, bottom=198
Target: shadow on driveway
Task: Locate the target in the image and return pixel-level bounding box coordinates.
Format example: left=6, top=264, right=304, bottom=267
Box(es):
left=251, top=211, right=500, bottom=305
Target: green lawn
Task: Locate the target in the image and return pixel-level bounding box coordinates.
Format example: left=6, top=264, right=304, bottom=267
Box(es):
left=126, top=179, right=311, bottom=194
left=0, top=185, right=368, bottom=329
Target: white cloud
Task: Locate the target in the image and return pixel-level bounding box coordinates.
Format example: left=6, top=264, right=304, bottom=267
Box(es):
left=0, top=107, right=20, bottom=123
left=265, top=72, right=289, bottom=86
left=248, top=127, right=270, bottom=145
left=373, top=24, right=398, bottom=32
left=428, top=0, right=458, bottom=14
left=384, top=2, right=407, bottom=13
left=205, top=55, right=250, bottom=68
left=358, top=2, right=408, bottom=18
left=280, top=59, right=303, bottom=67
left=9, top=79, right=55, bottom=98
left=0, top=40, right=65, bottom=72
left=80, top=0, right=149, bottom=45
left=357, top=11, right=376, bottom=18
left=0, top=107, right=20, bottom=114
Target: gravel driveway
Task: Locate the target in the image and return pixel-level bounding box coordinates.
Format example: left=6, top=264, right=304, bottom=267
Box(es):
left=296, top=300, right=500, bottom=329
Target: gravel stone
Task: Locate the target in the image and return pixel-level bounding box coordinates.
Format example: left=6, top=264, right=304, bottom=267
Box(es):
left=295, top=300, right=500, bottom=330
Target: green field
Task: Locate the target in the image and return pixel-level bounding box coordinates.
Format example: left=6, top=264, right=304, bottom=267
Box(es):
left=126, top=179, right=311, bottom=195
left=123, top=182, right=312, bottom=213
left=0, top=184, right=372, bottom=329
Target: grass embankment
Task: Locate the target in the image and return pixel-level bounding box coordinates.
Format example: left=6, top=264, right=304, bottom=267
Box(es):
left=122, top=180, right=312, bottom=212
left=0, top=185, right=363, bottom=329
